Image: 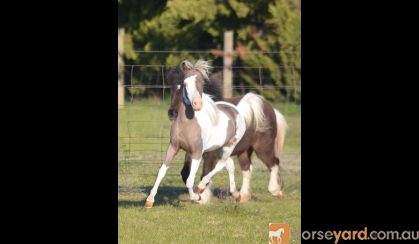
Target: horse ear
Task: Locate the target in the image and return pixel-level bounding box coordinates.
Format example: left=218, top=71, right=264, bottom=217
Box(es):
left=181, top=60, right=193, bottom=72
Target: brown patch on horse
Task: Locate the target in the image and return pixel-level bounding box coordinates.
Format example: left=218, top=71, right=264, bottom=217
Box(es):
left=216, top=103, right=239, bottom=147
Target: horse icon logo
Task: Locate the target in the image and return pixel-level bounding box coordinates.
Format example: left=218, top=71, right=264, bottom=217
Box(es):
left=269, top=223, right=290, bottom=244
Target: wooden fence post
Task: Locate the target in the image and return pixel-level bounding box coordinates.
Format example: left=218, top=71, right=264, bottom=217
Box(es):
left=118, top=28, right=125, bottom=108
left=223, top=31, right=233, bottom=98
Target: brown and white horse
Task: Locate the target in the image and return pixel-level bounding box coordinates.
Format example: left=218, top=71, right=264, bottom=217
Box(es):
left=167, top=60, right=287, bottom=203
left=144, top=60, right=266, bottom=208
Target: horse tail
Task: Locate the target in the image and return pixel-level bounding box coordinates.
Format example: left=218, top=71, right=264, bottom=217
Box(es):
left=236, top=93, right=266, bottom=132
left=273, top=108, right=287, bottom=159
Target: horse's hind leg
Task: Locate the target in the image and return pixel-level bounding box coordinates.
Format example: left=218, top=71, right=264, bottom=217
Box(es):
left=198, top=146, right=240, bottom=201
left=225, top=157, right=239, bottom=199
left=197, top=158, right=227, bottom=192
left=237, top=149, right=253, bottom=203
left=201, top=152, right=218, bottom=180
left=197, top=157, right=239, bottom=201
left=193, top=152, right=218, bottom=204
left=255, top=149, right=283, bottom=198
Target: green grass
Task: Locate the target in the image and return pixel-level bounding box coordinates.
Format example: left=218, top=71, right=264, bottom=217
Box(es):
left=118, top=97, right=301, bottom=243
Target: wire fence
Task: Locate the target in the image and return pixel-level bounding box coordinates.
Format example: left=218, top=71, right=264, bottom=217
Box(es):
left=118, top=66, right=301, bottom=193
left=121, top=64, right=301, bottom=104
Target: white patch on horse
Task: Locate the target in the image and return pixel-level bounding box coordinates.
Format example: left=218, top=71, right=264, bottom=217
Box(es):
left=194, top=95, right=231, bottom=152
left=184, top=75, right=198, bottom=102
left=214, top=101, right=246, bottom=155
left=201, top=93, right=219, bottom=124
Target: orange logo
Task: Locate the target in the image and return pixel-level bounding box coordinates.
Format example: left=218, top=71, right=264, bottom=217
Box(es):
left=269, top=223, right=290, bottom=244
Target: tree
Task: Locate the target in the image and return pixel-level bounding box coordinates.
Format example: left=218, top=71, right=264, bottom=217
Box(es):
left=118, top=0, right=300, bottom=101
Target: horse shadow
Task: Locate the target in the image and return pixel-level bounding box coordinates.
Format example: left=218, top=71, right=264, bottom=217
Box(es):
left=118, top=186, right=189, bottom=208
left=118, top=186, right=237, bottom=208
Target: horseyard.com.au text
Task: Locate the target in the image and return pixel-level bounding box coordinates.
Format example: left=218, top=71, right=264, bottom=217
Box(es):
left=301, top=227, right=419, bottom=243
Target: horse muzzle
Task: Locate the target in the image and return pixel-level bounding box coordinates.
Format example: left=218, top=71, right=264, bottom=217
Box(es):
left=192, top=98, right=203, bottom=111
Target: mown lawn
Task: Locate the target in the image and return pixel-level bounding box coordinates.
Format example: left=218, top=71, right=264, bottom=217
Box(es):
left=118, top=97, right=301, bottom=243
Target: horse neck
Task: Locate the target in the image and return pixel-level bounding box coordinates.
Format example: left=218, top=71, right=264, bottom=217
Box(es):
left=176, top=102, right=196, bottom=124
left=200, top=93, right=219, bottom=125
left=175, top=94, right=219, bottom=125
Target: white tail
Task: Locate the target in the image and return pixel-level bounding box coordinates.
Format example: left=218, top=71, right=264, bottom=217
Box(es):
left=274, top=109, right=287, bottom=159
left=236, top=93, right=266, bottom=132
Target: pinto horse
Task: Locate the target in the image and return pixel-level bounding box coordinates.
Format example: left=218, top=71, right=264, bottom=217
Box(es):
left=167, top=61, right=287, bottom=203
left=144, top=60, right=266, bottom=208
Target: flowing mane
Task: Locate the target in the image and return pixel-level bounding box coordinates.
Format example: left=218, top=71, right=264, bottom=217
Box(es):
left=189, top=60, right=220, bottom=125
left=194, top=60, right=223, bottom=101
left=201, top=93, right=219, bottom=125
left=166, top=60, right=223, bottom=101
left=194, top=59, right=212, bottom=81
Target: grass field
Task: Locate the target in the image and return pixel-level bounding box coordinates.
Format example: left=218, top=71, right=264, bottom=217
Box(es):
left=118, top=96, right=301, bottom=243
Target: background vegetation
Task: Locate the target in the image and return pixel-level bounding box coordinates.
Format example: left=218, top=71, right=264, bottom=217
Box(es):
left=118, top=0, right=301, bottom=102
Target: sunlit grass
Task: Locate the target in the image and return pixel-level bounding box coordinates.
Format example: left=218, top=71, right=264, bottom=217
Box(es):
left=118, top=98, right=301, bottom=243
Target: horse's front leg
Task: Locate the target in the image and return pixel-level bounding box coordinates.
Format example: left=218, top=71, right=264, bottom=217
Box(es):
left=145, top=144, right=179, bottom=208
left=186, top=155, right=202, bottom=201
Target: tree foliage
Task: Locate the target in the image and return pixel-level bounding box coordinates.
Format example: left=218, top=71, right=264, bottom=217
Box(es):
left=118, top=0, right=300, bottom=101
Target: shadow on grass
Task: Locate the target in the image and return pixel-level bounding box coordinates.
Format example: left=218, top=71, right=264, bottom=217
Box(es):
left=118, top=186, right=189, bottom=208
left=118, top=186, right=240, bottom=208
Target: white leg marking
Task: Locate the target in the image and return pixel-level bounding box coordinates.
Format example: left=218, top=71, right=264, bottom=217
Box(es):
left=146, top=144, right=178, bottom=205
left=268, top=164, right=283, bottom=197
left=240, top=164, right=253, bottom=195
left=186, top=158, right=201, bottom=201
left=197, top=160, right=226, bottom=189
left=225, top=157, right=237, bottom=194
left=238, top=164, right=253, bottom=202
left=147, top=164, right=168, bottom=202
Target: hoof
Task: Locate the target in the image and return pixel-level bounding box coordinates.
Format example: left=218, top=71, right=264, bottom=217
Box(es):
left=239, top=193, right=251, bottom=203
left=272, top=190, right=284, bottom=198
left=232, top=192, right=241, bottom=202
left=194, top=194, right=201, bottom=202
left=196, top=187, right=205, bottom=194
left=196, top=187, right=212, bottom=204
left=144, top=200, right=154, bottom=209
